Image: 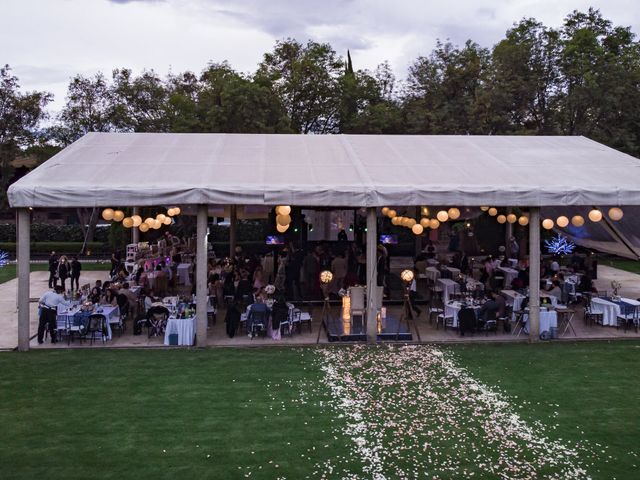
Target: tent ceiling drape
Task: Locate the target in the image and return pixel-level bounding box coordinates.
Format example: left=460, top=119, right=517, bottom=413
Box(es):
left=8, top=132, right=640, bottom=208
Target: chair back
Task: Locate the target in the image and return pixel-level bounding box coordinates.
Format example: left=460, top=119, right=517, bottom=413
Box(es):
left=350, top=286, right=365, bottom=311
left=87, top=314, right=106, bottom=332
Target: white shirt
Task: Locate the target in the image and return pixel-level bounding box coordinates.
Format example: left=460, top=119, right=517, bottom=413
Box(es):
left=39, top=291, right=68, bottom=309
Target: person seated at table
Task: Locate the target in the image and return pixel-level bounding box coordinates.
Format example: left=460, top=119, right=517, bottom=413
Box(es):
left=547, top=280, right=562, bottom=302
left=89, top=280, right=102, bottom=303
left=247, top=301, right=269, bottom=338
left=101, top=287, right=118, bottom=306
left=477, top=290, right=503, bottom=328
left=143, top=290, right=157, bottom=313
left=270, top=293, right=289, bottom=338
left=120, top=282, right=139, bottom=319
left=236, top=271, right=253, bottom=303
left=37, top=285, right=69, bottom=344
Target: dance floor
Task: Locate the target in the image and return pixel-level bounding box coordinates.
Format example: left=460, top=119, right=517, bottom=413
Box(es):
left=325, top=314, right=413, bottom=341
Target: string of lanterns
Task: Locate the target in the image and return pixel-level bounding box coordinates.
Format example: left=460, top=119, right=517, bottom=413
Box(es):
left=481, top=206, right=623, bottom=230
left=274, top=205, right=292, bottom=233
left=102, top=207, right=181, bottom=232
left=382, top=206, right=461, bottom=235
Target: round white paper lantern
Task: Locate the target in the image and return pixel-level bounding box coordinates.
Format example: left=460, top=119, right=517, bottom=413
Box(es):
left=556, top=216, right=569, bottom=228
left=131, top=215, right=142, bottom=227
left=542, top=218, right=554, bottom=230
left=448, top=208, right=460, bottom=220
left=588, top=209, right=603, bottom=222
left=608, top=207, right=623, bottom=221
left=497, top=215, right=507, bottom=224
left=436, top=210, right=449, bottom=222
left=571, top=215, right=585, bottom=227
left=488, top=208, right=498, bottom=217
left=412, top=224, right=424, bottom=235
left=518, top=215, right=529, bottom=226
left=506, top=213, right=517, bottom=224
left=102, top=208, right=114, bottom=221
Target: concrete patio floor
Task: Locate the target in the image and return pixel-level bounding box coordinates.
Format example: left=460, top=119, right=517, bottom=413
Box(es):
left=2, top=266, right=640, bottom=351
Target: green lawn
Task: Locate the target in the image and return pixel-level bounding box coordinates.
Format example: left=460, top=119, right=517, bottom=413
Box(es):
left=0, top=343, right=638, bottom=479
left=607, top=258, right=640, bottom=275
left=0, top=263, right=111, bottom=285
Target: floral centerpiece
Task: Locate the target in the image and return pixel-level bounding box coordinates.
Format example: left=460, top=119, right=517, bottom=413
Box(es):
left=611, top=280, right=622, bottom=300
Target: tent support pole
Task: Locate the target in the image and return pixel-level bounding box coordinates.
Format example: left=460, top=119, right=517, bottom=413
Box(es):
left=132, top=207, right=139, bottom=244
left=17, top=208, right=31, bottom=352
left=196, top=204, right=208, bottom=347
left=229, top=205, right=237, bottom=258
left=506, top=207, right=513, bottom=258
left=528, top=207, right=540, bottom=342
left=366, top=207, right=378, bottom=343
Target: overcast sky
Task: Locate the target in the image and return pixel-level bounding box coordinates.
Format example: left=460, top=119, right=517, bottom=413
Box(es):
left=3, top=0, right=639, bottom=112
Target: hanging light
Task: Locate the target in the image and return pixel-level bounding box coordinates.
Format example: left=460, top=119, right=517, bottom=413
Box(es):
left=391, top=217, right=401, bottom=226
left=421, top=206, right=430, bottom=217
left=588, top=209, right=602, bottom=222
left=144, top=217, right=155, bottom=226
left=131, top=215, right=142, bottom=227
left=113, top=210, right=125, bottom=222
left=167, top=208, right=176, bottom=217
left=429, top=218, right=440, bottom=229
left=420, top=218, right=430, bottom=228
left=388, top=209, right=397, bottom=218
left=122, top=217, right=134, bottom=228
left=480, top=206, right=489, bottom=212
left=488, top=208, right=498, bottom=216
left=173, top=207, right=181, bottom=215
left=319, top=270, right=333, bottom=284
left=278, top=205, right=292, bottom=216
left=163, top=217, right=172, bottom=225
left=608, top=207, right=624, bottom=221
left=412, top=224, right=424, bottom=235
left=276, top=223, right=289, bottom=233
left=571, top=215, right=585, bottom=227
left=139, top=223, right=149, bottom=233
left=497, top=215, right=507, bottom=224
left=542, top=218, right=555, bottom=230
left=276, top=214, right=291, bottom=226
left=436, top=210, right=449, bottom=222
left=156, top=214, right=166, bottom=223
left=102, top=208, right=115, bottom=221
left=447, top=208, right=460, bottom=220
left=407, top=218, right=417, bottom=228
left=400, top=269, right=414, bottom=283
left=556, top=216, right=569, bottom=228
left=518, top=215, right=529, bottom=226
left=381, top=207, right=390, bottom=216
left=506, top=213, right=517, bottom=224
left=152, top=219, right=162, bottom=230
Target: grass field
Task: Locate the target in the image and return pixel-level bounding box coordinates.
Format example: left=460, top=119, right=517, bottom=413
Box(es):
left=607, top=259, right=640, bottom=275
left=0, top=263, right=111, bottom=285
left=1, top=343, right=638, bottom=479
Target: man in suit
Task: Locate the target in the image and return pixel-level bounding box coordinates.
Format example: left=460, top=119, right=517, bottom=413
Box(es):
left=48, top=251, right=58, bottom=289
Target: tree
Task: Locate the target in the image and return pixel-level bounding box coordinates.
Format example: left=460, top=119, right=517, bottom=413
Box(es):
left=0, top=65, right=51, bottom=208
left=404, top=40, right=490, bottom=134
left=257, top=39, right=344, bottom=133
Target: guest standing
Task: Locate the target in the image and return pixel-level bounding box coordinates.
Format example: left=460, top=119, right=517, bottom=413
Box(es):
left=70, top=255, right=82, bottom=291
left=37, top=285, right=68, bottom=344
left=57, top=256, right=70, bottom=292
left=48, top=251, right=58, bottom=289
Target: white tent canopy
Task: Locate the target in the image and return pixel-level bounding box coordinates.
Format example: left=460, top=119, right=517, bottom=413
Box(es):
left=8, top=132, right=640, bottom=208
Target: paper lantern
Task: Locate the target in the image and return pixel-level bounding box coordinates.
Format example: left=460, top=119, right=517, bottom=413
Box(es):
left=448, top=208, right=460, bottom=220
left=488, top=208, right=498, bottom=216
left=571, top=215, right=585, bottom=227
left=278, top=205, right=291, bottom=216
left=388, top=209, right=397, bottom=218
left=429, top=219, right=440, bottom=229
left=167, top=208, right=176, bottom=217
left=152, top=220, right=162, bottom=229
left=113, top=210, right=125, bottom=222
left=139, top=223, right=149, bottom=233
left=407, top=218, right=417, bottom=228
left=497, top=215, right=507, bottom=224
left=122, top=217, right=134, bottom=228
left=163, top=217, right=172, bottom=225
left=400, top=269, right=414, bottom=283
left=391, top=217, right=401, bottom=226
left=102, top=208, right=114, bottom=221
left=131, top=215, right=142, bottom=227
left=412, top=224, right=424, bottom=235
left=381, top=207, right=390, bottom=216
left=556, top=216, right=569, bottom=228
left=276, top=223, right=289, bottom=233
left=542, top=218, right=554, bottom=230
left=276, top=214, right=291, bottom=226
left=506, top=213, right=517, bottom=224
left=156, top=214, right=166, bottom=223
left=420, top=218, right=430, bottom=228
left=608, top=207, right=623, bottom=221
left=173, top=207, right=181, bottom=215
left=144, top=217, right=155, bottom=226
left=421, top=206, right=430, bottom=217
left=518, top=215, right=529, bottom=226
left=588, top=209, right=602, bottom=222
left=480, top=206, right=489, bottom=212
left=436, top=210, right=449, bottom=222
left=319, top=270, right=333, bottom=284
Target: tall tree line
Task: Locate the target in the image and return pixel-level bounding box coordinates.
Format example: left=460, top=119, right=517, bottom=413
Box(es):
left=2, top=8, right=640, bottom=210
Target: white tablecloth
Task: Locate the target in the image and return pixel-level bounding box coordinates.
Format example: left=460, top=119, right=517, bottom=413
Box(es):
left=591, top=298, right=621, bottom=326
left=57, top=305, right=116, bottom=340
left=437, top=278, right=460, bottom=303
left=425, top=267, right=441, bottom=282
left=164, top=316, right=196, bottom=345
left=524, top=310, right=557, bottom=334
left=444, top=302, right=481, bottom=328
left=176, top=263, right=191, bottom=285
left=443, top=266, right=460, bottom=278
left=426, top=259, right=439, bottom=266
left=498, top=267, right=519, bottom=287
